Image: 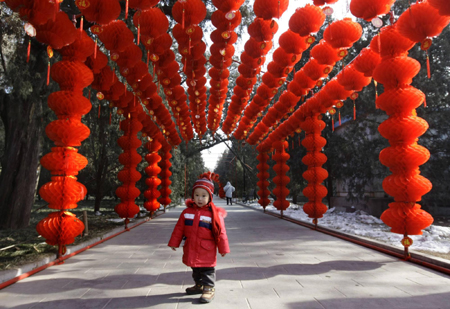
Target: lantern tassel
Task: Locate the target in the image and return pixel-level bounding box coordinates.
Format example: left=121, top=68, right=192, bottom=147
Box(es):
left=137, top=24, right=140, bottom=45
left=94, top=38, right=97, bottom=59
left=46, top=60, right=50, bottom=86
left=88, top=89, right=91, bottom=100
left=125, top=0, right=129, bottom=19
left=338, top=110, right=341, bottom=126
left=80, top=16, right=83, bottom=32
left=353, top=101, right=356, bottom=120
left=189, top=38, right=191, bottom=55
left=182, top=8, right=185, bottom=29
left=109, top=110, right=112, bottom=125
left=26, top=39, right=31, bottom=63
left=426, top=52, right=431, bottom=79
left=278, top=0, right=280, bottom=19
left=331, top=116, right=334, bottom=132
left=377, top=32, right=381, bottom=54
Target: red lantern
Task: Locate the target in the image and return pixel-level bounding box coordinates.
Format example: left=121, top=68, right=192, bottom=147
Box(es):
left=289, top=4, right=325, bottom=36
left=254, top=0, right=289, bottom=20
left=396, top=1, right=450, bottom=43
left=323, top=18, right=362, bottom=49
left=248, top=18, right=279, bottom=41
left=76, top=0, right=121, bottom=25
left=350, top=0, right=395, bottom=21
left=429, top=0, right=450, bottom=16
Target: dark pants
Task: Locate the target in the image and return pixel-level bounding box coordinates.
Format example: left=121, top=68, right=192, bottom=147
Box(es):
left=192, top=267, right=215, bottom=287
left=226, top=197, right=232, bottom=205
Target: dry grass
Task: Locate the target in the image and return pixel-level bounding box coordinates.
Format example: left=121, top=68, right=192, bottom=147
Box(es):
left=0, top=200, right=145, bottom=271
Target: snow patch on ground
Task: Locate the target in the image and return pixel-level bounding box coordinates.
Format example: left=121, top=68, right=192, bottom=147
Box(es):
left=247, top=203, right=450, bottom=254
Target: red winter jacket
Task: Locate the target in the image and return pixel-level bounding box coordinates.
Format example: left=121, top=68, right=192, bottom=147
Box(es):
left=168, top=199, right=230, bottom=268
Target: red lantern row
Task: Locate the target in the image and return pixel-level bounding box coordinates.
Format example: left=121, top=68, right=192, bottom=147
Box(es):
left=372, top=22, right=435, bottom=239
left=134, top=6, right=194, bottom=141
left=256, top=152, right=271, bottom=209
left=300, top=115, right=328, bottom=223
left=82, top=3, right=182, bottom=146
left=207, top=6, right=243, bottom=135
left=248, top=17, right=362, bottom=145
left=159, top=151, right=173, bottom=208
left=272, top=141, right=290, bottom=213
left=172, top=0, right=208, bottom=138
left=221, top=0, right=292, bottom=135
left=115, top=115, right=143, bottom=227
left=233, top=4, right=326, bottom=140
left=144, top=139, right=162, bottom=213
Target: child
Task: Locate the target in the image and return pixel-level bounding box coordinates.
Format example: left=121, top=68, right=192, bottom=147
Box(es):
left=168, top=173, right=230, bottom=303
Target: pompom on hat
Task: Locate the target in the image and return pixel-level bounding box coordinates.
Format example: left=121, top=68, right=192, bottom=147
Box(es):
left=192, top=172, right=215, bottom=200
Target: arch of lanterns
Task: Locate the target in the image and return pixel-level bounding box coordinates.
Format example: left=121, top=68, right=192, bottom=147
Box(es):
left=4, top=0, right=450, bottom=258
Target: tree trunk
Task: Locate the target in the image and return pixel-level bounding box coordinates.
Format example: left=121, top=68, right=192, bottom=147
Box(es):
left=0, top=51, right=46, bottom=229
left=0, top=38, right=49, bottom=229
left=94, top=108, right=110, bottom=212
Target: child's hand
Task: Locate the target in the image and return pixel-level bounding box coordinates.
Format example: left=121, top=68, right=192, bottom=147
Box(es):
left=170, top=247, right=176, bottom=251
left=221, top=253, right=227, bottom=257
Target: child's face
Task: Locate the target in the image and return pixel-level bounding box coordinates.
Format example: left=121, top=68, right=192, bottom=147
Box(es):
left=193, top=188, right=210, bottom=207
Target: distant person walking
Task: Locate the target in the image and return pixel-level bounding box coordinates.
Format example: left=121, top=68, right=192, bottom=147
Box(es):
left=223, top=181, right=235, bottom=205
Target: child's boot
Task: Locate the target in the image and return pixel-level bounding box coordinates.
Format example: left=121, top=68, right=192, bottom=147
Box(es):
left=186, top=283, right=203, bottom=295
left=199, top=286, right=215, bottom=303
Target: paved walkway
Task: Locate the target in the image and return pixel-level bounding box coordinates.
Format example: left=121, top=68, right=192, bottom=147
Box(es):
left=1, top=197, right=450, bottom=308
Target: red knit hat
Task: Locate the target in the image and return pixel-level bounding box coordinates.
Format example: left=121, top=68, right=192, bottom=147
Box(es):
left=192, top=172, right=214, bottom=200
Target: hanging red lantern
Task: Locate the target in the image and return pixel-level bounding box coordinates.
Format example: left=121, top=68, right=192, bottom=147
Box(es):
left=337, top=65, right=372, bottom=92
left=248, top=18, right=279, bottom=41
left=396, top=1, right=450, bottom=44
left=353, top=47, right=381, bottom=77
left=129, top=0, right=160, bottom=10
left=279, top=30, right=310, bottom=54
left=310, top=41, right=341, bottom=65
left=323, top=18, right=362, bottom=49
left=289, top=4, right=325, bottom=36
left=134, top=8, right=169, bottom=39
left=211, top=9, right=242, bottom=29
left=254, top=0, right=289, bottom=20
left=172, top=0, right=207, bottom=27
left=211, top=0, right=245, bottom=11
left=429, top=0, right=450, bottom=16
left=76, top=0, right=121, bottom=25
left=36, top=211, right=84, bottom=247
left=35, top=12, right=77, bottom=49
left=97, top=21, right=135, bottom=52
left=350, top=0, right=395, bottom=21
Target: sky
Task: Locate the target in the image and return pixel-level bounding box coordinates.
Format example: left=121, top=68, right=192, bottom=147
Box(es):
left=248, top=202, right=450, bottom=255
left=201, top=1, right=354, bottom=170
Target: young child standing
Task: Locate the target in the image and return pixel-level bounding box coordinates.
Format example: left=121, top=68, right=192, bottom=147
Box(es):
left=168, top=173, right=230, bottom=303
